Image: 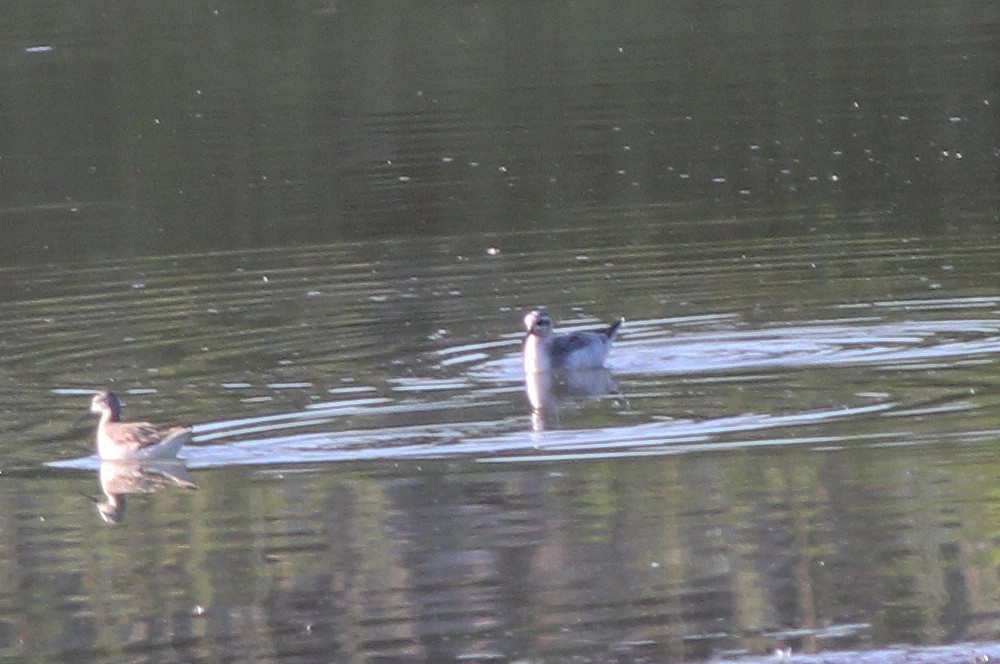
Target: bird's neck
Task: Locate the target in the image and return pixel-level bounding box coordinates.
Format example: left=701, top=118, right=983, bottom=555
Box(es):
left=523, top=334, right=551, bottom=372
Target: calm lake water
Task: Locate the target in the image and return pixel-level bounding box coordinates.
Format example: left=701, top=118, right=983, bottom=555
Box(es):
left=1, top=2, right=999, bottom=663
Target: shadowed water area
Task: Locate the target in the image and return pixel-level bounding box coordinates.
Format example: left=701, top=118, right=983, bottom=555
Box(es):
left=1, top=3, right=999, bottom=663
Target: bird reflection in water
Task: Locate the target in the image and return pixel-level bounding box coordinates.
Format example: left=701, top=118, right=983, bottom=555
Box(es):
left=93, top=460, right=196, bottom=524
left=525, top=368, right=619, bottom=431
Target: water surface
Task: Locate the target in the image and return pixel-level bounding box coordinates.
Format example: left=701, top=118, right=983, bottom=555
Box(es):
left=1, top=2, right=999, bottom=663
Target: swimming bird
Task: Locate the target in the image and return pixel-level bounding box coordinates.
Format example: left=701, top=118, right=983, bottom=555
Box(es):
left=89, top=391, right=192, bottom=461
left=522, top=309, right=623, bottom=373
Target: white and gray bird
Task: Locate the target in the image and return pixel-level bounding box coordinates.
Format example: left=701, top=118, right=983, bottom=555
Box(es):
left=522, top=310, right=623, bottom=373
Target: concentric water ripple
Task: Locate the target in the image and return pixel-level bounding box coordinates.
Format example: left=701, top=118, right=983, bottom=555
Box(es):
left=0, top=228, right=995, bottom=470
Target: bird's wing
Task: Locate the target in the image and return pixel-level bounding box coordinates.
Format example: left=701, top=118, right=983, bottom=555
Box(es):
left=551, top=331, right=602, bottom=354
left=108, top=422, right=191, bottom=451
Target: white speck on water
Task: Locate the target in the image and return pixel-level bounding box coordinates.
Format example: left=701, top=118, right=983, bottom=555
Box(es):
left=25, top=45, right=53, bottom=53
left=52, top=388, right=101, bottom=396
left=398, top=175, right=411, bottom=182
left=328, top=385, right=376, bottom=394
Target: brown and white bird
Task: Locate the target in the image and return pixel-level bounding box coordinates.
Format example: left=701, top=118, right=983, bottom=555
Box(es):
left=89, top=391, right=192, bottom=461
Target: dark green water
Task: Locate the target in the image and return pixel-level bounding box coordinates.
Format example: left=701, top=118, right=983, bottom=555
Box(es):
left=0, top=2, right=998, bottom=663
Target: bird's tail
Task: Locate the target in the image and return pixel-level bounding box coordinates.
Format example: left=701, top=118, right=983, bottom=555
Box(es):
left=605, top=317, right=624, bottom=339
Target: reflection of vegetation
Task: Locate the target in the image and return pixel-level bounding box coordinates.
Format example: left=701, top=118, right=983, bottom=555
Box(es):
left=0, top=3, right=997, bottom=660
left=2, top=3, right=995, bottom=261
left=6, top=443, right=1000, bottom=659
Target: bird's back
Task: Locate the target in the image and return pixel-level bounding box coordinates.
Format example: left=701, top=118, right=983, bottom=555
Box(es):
left=549, top=330, right=614, bottom=370
left=97, top=421, right=192, bottom=461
